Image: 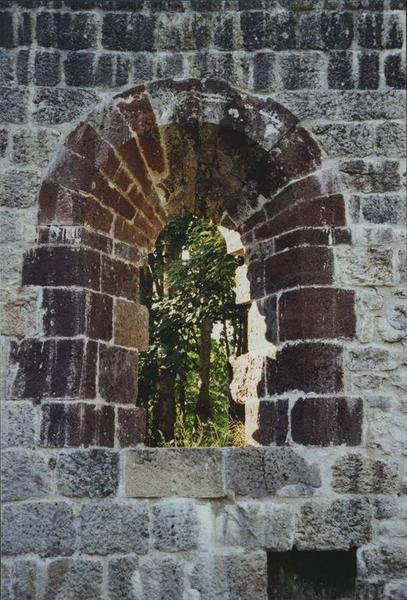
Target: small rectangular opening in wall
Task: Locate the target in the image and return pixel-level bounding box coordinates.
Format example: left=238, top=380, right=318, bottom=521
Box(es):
left=267, top=549, right=357, bottom=600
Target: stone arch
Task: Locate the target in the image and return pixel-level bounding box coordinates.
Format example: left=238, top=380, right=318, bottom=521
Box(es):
left=11, top=78, right=361, bottom=449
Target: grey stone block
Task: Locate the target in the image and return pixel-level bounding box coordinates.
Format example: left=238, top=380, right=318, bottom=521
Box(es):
left=225, top=447, right=321, bottom=497
left=336, top=247, right=394, bottom=286
left=332, top=453, right=399, bottom=494
left=125, top=448, right=225, bottom=498
left=278, top=52, right=325, bottom=90
left=216, top=501, right=295, bottom=551
left=108, top=555, right=139, bottom=600
left=358, top=543, right=407, bottom=578
left=0, top=169, right=41, bottom=208
left=340, top=159, right=401, bottom=193
left=79, top=501, right=149, bottom=555
left=1, top=501, right=76, bottom=557
left=152, top=499, right=199, bottom=551
left=56, top=449, right=119, bottom=498
left=0, top=401, right=36, bottom=448
left=191, top=551, right=268, bottom=600
left=360, top=194, right=406, bottom=225
left=0, top=87, right=29, bottom=123
left=312, top=122, right=375, bottom=157
left=12, top=127, right=61, bottom=167
left=32, top=88, right=100, bottom=124
left=296, top=497, right=372, bottom=550
left=1, top=560, right=37, bottom=600
left=0, top=50, right=13, bottom=85
left=137, top=555, right=185, bottom=600
left=44, top=559, right=103, bottom=600
left=376, top=121, right=407, bottom=157
left=1, top=449, right=50, bottom=501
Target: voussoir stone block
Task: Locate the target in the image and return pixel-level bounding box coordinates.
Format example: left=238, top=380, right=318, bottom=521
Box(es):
left=296, top=497, right=372, bottom=550
left=1, top=501, right=76, bottom=557
left=125, top=448, right=225, bottom=498
left=79, top=501, right=149, bottom=555
left=55, top=449, right=119, bottom=498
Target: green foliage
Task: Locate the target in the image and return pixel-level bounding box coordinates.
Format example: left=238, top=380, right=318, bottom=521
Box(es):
left=158, top=418, right=246, bottom=448
left=138, top=214, right=246, bottom=447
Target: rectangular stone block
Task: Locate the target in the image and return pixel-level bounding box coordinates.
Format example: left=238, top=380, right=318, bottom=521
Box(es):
left=1, top=560, right=37, bottom=600
left=1, top=449, right=50, bottom=502
left=55, top=449, right=119, bottom=498
left=98, top=343, right=138, bottom=404
left=291, top=397, right=363, bottom=446
left=0, top=401, right=36, bottom=448
left=117, top=406, right=146, bottom=447
left=332, top=453, right=399, bottom=493
left=79, top=501, right=149, bottom=554
left=125, top=448, right=225, bottom=498
left=114, top=299, right=149, bottom=350
left=1, top=501, right=76, bottom=557
left=245, top=399, right=289, bottom=446
left=101, top=255, right=139, bottom=301
left=152, top=499, right=199, bottom=551
left=22, top=246, right=101, bottom=290
left=296, top=497, right=372, bottom=550
left=44, top=559, right=103, bottom=600
left=279, top=287, right=356, bottom=341
left=267, top=342, right=343, bottom=395
left=265, top=246, right=334, bottom=294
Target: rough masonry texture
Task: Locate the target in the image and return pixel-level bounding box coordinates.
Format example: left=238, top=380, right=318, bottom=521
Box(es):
left=0, top=1, right=406, bottom=599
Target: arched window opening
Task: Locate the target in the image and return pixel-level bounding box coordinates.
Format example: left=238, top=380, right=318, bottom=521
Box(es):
left=138, top=214, right=247, bottom=447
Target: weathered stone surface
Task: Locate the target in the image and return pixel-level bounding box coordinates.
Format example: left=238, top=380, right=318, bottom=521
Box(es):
left=126, top=448, right=225, bottom=498
left=136, top=555, right=186, bottom=600
left=312, top=122, right=374, bottom=157
left=1, top=501, right=75, bottom=557
left=230, top=352, right=267, bottom=404
left=79, top=501, right=149, bottom=554
left=32, top=88, right=100, bottom=124
left=1, top=449, right=50, bottom=501
left=376, top=121, right=407, bottom=157
left=1, top=560, right=37, bottom=600
left=216, top=501, right=295, bottom=550
left=152, top=498, right=199, bottom=551
left=340, top=160, right=401, bottom=193
left=296, top=497, right=372, bottom=550
left=358, top=543, right=407, bottom=578
left=108, top=556, right=139, bottom=600
left=225, top=447, right=321, bottom=497
left=335, top=247, right=394, bottom=286
left=11, top=127, right=60, bottom=167
left=44, top=559, right=103, bottom=600
left=347, top=346, right=401, bottom=371
left=0, top=169, right=41, bottom=208
left=114, top=299, right=149, bottom=350
left=0, top=401, right=36, bottom=448
left=191, top=551, right=268, bottom=600
left=332, top=453, right=399, bottom=493
left=55, top=449, right=119, bottom=497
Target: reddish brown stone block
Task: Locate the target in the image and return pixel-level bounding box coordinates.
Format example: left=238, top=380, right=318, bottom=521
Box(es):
left=267, top=342, right=343, bottom=395
left=291, top=397, right=363, bottom=446
left=83, top=195, right=114, bottom=234
left=258, top=295, right=278, bottom=344
left=91, top=172, right=135, bottom=221
left=98, top=343, right=138, bottom=404
left=101, top=255, right=139, bottom=301
left=247, top=399, right=289, bottom=446
left=37, top=226, right=113, bottom=255
left=38, top=181, right=87, bottom=225
left=87, top=293, right=113, bottom=341
left=40, top=402, right=115, bottom=448
left=12, top=338, right=97, bottom=401
left=65, top=121, right=121, bottom=177
left=117, top=406, right=146, bottom=447
left=126, top=184, right=164, bottom=232
left=255, top=194, right=346, bottom=242
left=40, top=402, right=81, bottom=447
left=265, top=246, right=334, bottom=294
left=22, top=246, right=101, bottom=290
left=43, top=289, right=86, bottom=337
left=274, top=228, right=331, bottom=253
left=81, top=403, right=115, bottom=447
left=247, top=258, right=265, bottom=299
left=279, top=288, right=356, bottom=341
left=117, top=90, right=166, bottom=175
left=114, top=215, right=150, bottom=249
left=117, top=137, right=155, bottom=197
left=260, top=126, right=322, bottom=196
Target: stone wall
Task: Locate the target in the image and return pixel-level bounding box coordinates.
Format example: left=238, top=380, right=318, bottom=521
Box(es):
left=1, top=1, right=406, bottom=598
